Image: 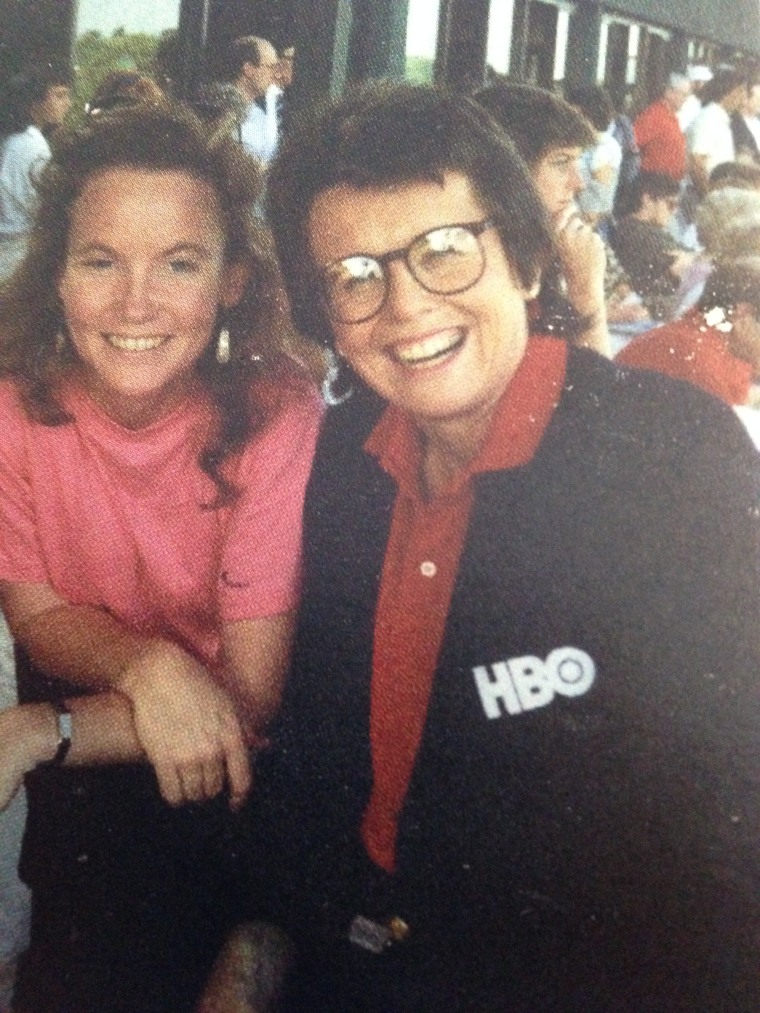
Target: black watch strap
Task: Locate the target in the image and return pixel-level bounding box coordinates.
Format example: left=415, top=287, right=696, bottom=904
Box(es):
left=42, top=700, right=73, bottom=766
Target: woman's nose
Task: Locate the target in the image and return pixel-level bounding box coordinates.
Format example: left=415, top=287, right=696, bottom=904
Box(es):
left=119, top=269, right=156, bottom=321
left=381, top=260, right=437, bottom=321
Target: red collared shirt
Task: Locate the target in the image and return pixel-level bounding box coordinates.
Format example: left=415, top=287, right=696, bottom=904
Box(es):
left=616, top=311, right=753, bottom=406
left=361, top=337, right=568, bottom=872
left=633, top=98, right=687, bottom=181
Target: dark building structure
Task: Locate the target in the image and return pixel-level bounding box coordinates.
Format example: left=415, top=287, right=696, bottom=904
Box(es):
left=0, top=0, right=758, bottom=115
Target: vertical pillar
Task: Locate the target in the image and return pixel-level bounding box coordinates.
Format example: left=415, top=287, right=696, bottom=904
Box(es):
left=564, top=1, right=603, bottom=87
left=0, top=0, right=76, bottom=72
left=437, top=0, right=491, bottom=90
left=287, top=0, right=353, bottom=110
left=508, top=0, right=531, bottom=82
left=347, top=0, right=409, bottom=82
left=176, top=0, right=211, bottom=98
left=668, top=30, right=689, bottom=74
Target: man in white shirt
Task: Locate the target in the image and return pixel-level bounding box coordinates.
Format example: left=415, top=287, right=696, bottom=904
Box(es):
left=687, top=68, right=752, bottom=194
left=678, top=65, right=712, bottom=133
left=225, top=35, right=282, bottom=165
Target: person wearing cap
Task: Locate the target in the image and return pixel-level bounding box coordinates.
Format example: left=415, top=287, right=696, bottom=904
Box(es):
left=678, top=65, right=713, bottom=132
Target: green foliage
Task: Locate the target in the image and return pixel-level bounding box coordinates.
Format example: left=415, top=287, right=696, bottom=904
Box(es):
left=405, top=55, right=435, bottom=83
left=71, top=29, right=163, bottom=121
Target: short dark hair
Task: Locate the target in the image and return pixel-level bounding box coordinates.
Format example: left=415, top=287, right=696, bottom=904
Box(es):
left=473, top=82, right=595, bottom=166
left=627, top=171, right=680, bottom=212
left=0, top=101, right=297, bottom=504
left=86, top=71, right=164, bottom=116
left=220, top=35, right=271, bottom=81
left=0, top=65, right=71, bottom=135
left=709, top=160, right=760, bottom=191
left=267, top=83, right=553, bottom=348
left=700, top=67, right=753, bottom=105
left=565, top=85, right=615, bottom=132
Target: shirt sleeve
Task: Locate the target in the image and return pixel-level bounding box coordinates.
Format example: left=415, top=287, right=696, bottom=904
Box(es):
left=0, top=132, right=50, bottom=227
left=218, top=375, right=323, bottom=622
left=0, top=383, right=49, bottom=583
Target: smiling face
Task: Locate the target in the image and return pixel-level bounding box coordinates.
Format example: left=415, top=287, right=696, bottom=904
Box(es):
left=531, top=145, right=585, bottom=223
left=309, top=172, right=534, bottom=438
left=58, top=167, right=246, bottom=427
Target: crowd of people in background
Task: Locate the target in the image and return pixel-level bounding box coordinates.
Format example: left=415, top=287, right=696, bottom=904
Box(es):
left=0, top=32, right=758, bottom=1013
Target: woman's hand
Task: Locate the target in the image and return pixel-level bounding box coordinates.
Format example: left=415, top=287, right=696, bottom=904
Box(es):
left=0, top=704, right=57, bottom=810
left=553, top=205, right=607, bottom=318
left=116, top=642, right=252, bottom=809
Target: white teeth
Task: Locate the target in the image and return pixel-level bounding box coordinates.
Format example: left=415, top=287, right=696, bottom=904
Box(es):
left=394, top=330, right=462, bottom=365
left=106, top=335, right=166, bottom=352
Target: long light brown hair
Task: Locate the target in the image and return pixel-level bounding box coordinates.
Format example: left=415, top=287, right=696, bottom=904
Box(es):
left=0, top=100, right=305, bottom=504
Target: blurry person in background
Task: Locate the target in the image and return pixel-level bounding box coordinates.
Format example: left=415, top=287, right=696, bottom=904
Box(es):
left=731, top=75, right=760, bottom=163
left=475, top=82, right=610, bottom=352
left=275, top=44, right=295, bottom=134
left=633, top=73, right=691, bottom=183
left=84, top=70, right=164, bottom=117
left=0, top=65, right=71, bottom=281
left=617, top=257, right=760, bottom=443
left=671, top=179, right=760, bottom=319
left=612, top=171, right=696, bottom=320
left=221, top=35, right=282, bottom=166
left=276, top=45, right=295, bottom=92
left=565, top=85, right=622, bottom=237
left=678, top=64, right=712, bottom=132
left=708, top=159, right=760, bottom=191
left=687, top=67, right=754, bottom=195
left=477, top=82, right=648, bottom=345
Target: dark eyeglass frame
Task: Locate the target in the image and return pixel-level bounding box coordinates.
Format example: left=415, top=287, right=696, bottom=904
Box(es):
left=318, top=218, right=496, bottom=324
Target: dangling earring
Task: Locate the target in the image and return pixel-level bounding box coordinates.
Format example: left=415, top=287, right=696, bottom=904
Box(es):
left=216, top=325, right=231, bottom=364
left=322, top=349, right=353, bottom=406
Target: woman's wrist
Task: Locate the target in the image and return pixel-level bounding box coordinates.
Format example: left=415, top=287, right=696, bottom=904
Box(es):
left=3, top=703, right=62, bottom=770
left=114, top=637, right=182, bottom=699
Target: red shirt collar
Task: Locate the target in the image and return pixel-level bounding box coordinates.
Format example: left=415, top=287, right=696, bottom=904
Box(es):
left=365, top=337, right=568, bottom=497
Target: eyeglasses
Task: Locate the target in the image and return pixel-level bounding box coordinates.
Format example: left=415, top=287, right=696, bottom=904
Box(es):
left=318, top=219, right=496, bottom=324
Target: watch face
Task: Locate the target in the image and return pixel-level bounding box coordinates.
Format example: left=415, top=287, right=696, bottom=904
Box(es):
left=59, top=711, right=73, bottom=741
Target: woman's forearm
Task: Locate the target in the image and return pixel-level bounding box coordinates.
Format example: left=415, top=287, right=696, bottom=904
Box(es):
left=0, top=693, right=144, bottom=812
left=8, top=693, right=143, bottom=770
left=6, top=593, right=164, bottom=694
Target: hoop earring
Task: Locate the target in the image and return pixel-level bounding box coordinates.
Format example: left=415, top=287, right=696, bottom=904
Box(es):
left=322, top=350, right=353, bottom=406
left=216, top=325, right=231, bottom=364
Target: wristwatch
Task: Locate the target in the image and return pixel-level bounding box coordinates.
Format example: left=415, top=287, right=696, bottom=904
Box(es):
left=43, top=700, right=73, bottom=766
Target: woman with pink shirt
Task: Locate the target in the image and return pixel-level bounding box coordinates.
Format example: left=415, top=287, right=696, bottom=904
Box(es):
left=0, top=102, right=321, bottom=1012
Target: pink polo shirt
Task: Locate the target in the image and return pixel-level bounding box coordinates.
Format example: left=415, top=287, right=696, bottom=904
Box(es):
left=0, top=368, right=322, bottom=667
